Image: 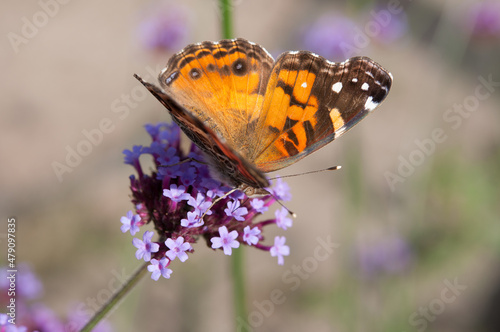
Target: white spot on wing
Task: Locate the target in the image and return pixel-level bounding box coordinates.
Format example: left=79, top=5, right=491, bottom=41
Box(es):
left=361, top=82, right=369, bottom=91
left=333, top=127, right=346, bottom=139
left=364, top=96, right=379, bottom=112
left=288, top=51, right=299, bottom=55
left=332, top=82, right=342, bottom=93
left=352, top=78, right=358, bottom=83
left=366, top=71, right=374, bottom=78
left=160, top=67, right=168, bottom=75
left=301, top=82, right=307, bottom=88
left=389, top=72, right=394, bottom=80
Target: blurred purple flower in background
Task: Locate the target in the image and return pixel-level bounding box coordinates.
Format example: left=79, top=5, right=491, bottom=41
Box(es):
left=301, top=8, right=408, bottom=61
left=1, top=314, right=25, bottom=332
left=0, top=264, right=113, bottom=331
left=138, top=3, right=190, bottom=52
left=121, top=122, right=293, bottom=280
left=301, top=15, right=358, bottom=61
left=467, top=1, right=500, bottom=38
left=369, top=5, right=408, bottom=44
left=1, top=263, right=42, bottom=301
left=356, top=234, right=413, bottom=278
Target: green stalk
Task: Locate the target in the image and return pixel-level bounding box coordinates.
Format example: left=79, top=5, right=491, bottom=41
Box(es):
left=231, top=247, right=248, bottom=323
left=79, top=262, right=149, bottom=332
left=220, top=0, right=234, bottom=39
left=218, top=0, right=248, bottom=324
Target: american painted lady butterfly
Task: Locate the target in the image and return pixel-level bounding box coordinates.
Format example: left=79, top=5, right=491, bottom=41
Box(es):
left=135, top=38, right=392, bottom=195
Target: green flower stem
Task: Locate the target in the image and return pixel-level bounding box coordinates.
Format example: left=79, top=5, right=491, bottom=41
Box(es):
left=231, top=247, right=248, bottom=323
left=79, top=262, right=149, bottom=332
left=220, top=0, right=234, bottom=39
left=218, top=0, right=248, bottom=324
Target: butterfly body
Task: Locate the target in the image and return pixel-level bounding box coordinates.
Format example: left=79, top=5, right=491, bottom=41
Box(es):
left=135, top=38, right=392, bottom=194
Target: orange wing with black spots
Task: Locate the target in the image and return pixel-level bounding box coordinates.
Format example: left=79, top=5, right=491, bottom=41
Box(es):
left=157, top=39, right=274, bottom=154
left=250, top=52, right=393, bottom=172
left=135, top=38, right=393, bottom=193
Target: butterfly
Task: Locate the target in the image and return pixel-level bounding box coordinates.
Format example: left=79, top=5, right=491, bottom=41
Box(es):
left=134, top=38, right=392, bottom=196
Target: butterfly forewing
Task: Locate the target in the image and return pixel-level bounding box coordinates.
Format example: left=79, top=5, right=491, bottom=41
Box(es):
left=251, top=53, right=392, bottom=172
left=134, top=73, right=270, bottom=189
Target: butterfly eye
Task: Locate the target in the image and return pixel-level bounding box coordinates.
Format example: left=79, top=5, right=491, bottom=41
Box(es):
left=189, top=68, right=202, bottom=80
left=231, top=59, right=247, bottom=76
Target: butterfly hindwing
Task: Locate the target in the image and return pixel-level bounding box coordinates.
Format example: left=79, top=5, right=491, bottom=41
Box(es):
left=157, top=39, right=274, bottom=154
left=251, top=53, right=392, bottom=172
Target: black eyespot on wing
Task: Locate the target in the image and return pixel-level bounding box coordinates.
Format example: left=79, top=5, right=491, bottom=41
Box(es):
left=189, top=68, right=202, bottom=80
left=232, top=59, right=247, bottom=76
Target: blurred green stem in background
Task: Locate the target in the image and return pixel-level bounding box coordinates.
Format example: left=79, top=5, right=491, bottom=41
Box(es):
left=79, top=261, right=149, bottom=332
left=219, top=0, right=249, bottom=325
left=231, top=245, right=248, bottom=327
left=220, top=0, right=233, bottom=41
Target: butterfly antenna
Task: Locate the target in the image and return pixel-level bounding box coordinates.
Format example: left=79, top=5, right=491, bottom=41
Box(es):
left=275, top=196, right=297, bottom=218
left=268, top=165, right=341, bottom=180
left=262, top=189, right=297, bottom=218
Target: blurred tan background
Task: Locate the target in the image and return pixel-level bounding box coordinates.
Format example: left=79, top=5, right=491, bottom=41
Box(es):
left=1, top=0, right=500, bottom=331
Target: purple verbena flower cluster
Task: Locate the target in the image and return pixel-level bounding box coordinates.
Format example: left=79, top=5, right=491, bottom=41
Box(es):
left=121, top=122, right=292, bottom=280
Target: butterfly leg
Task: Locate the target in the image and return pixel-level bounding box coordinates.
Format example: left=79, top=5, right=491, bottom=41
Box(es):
left=199, top=187, right=238, bottom=221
